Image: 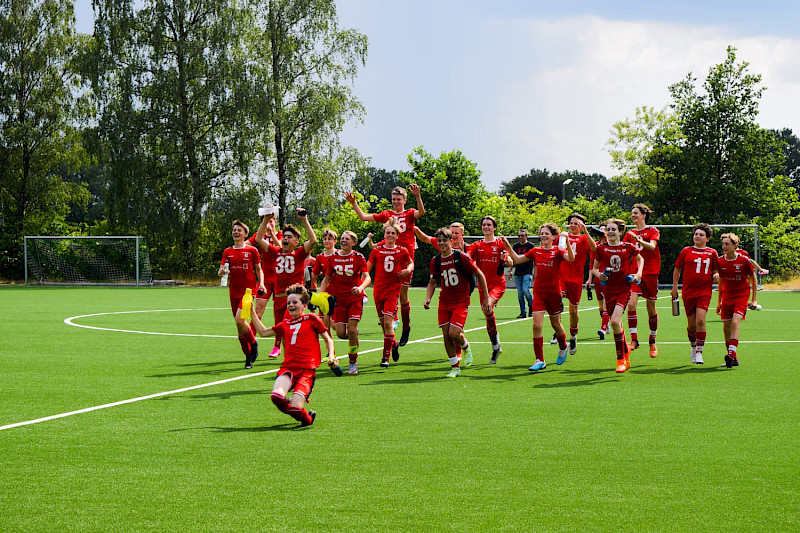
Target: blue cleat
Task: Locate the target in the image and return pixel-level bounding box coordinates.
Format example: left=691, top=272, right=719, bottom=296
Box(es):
left=556, top=348, right=568, bottom=365
left=528, top=360, right=547, bottom=372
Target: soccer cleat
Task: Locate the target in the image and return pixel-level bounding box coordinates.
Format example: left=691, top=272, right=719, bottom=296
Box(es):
left=464, top=345, right=473, bottom=366
left=393, top=319, right=399, bottom=331
left=516, top=312, right=526, bottom=319
left=250, top=341, right=259, bottom=364
left=549, top=333, right=558, bottom=345
left=380, top=357, right=390, bottom=368
left=348, top=363, right=358, bottom=375
left=724, top=355, right=734, bottom=369
left=301, top=410, right=316, bottom=427
left=623, top=352, right=630, bottom=371
left=649, top=343, right=658, bottom=358
left=597, top=329, right=606, bottom=340
left=244, top=361, right=253, bottom=369
left=732, top=356, right=739, bottom=367
left=490, top=345, right=502, bottom=365
left=529, top=360, right=546, bottom=372
left=269, top=345, right=281, bottom=358
left=391, top=342, right=400, bottom=362
left=690, top=346, right=697, bottom=364
left=556, top=347, right=568, bottom=365
left=616, top=360, right=627, bottom=373
left=569, top=337, right=577, bottom=355
left=695, top=352, right=704, bottom=364
left=631, top=338, right=640, bottom=350
left=399, top=328, right=411, bottom=346
left=446, top=367, right=461, bottom=378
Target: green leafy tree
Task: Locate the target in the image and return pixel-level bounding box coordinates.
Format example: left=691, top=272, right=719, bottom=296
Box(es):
left=249, top=0, right=367, bottom=226
left=499, top=168, right=632, bottom=206
left=0, top=0, right=90, bottom=279
left=770, top=128, right=800, bottom=192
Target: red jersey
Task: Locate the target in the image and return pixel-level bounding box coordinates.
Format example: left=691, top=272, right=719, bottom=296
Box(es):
left=737, top=249, right=751, bottom=259
left=594, top=242, right=640, bottom=294
left=430, top=251, right=479, bottom=307
left=373, top=208, right=418, bottom=257
left=272, top=313, right=327, bottom=370
left=312, top=252, right=334, bottom=279
left=325, top=251, right=368, bottom=297
left=467, top=238, right=507, bottom=290
left=249, top=231, right=282, bottom=284
left=559, top=233, right=591, bottom=284
left=221, top=245, right=260, bottom=298
left=524, top=247, right=566, bottom=293
left=718, top=253, right=754, bottom=300
left=368, top=245, right=412, bottom=296
left=623, top=226, right=661, bottom=275
left=262, top=245, right=310, bottom=294
left=675, top=246, right=719, bottom=299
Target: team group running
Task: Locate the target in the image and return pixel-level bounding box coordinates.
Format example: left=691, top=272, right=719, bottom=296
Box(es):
left=219, top=184, right=763, bottom=426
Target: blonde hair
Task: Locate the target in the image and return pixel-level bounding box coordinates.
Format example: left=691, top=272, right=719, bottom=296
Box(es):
left=720, top=232, right=740, bottom=247
left=322, top=227, right=338, bottom=240
left=391, top=186, right=407, bottom=199
left=606, top=218, right=626, bottom=232
left=449, top=222, right=465, bottom=232
left=340, top=230, right=358, bottom=244
left=383, top=216, right=402, bottom=236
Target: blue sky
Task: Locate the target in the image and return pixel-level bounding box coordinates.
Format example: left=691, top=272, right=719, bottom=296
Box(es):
left=74, top=1, right=800, bottom=191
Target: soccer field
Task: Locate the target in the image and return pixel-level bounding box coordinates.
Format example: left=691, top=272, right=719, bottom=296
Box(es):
left=1, top=286, right=798, bottom=532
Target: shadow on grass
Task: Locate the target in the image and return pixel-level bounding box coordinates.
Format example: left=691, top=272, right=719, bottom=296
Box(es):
left=207, top=423, right=301, bottom=432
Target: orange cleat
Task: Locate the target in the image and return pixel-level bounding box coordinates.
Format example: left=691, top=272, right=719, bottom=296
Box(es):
left=649, top=343, right=658, bottom=358
left=616, top=360, right=628, bottom=373
left=623, top=353, right=631, bottom=371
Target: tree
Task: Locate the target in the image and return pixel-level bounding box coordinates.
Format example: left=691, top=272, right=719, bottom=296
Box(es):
left=499, top=168, right=632, bottom=206
left=249, top=0, right=367, bottom=226
left=0, top=0, right=89, bottom=278
left=770, top=128, right=800, bottom=192
left=352, top=166, right=398, bottom=207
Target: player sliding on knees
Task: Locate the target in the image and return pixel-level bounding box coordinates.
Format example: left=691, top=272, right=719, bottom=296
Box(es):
left=366, top=218, right=413, bottom=368
left=345, top=184, right=424, bottom=347
left=424, top=227, right=490, bottom=377
left=249, top=284, right=335, bottom=427
left=318, top=231, right=371, bottom=375
left=502, top=223, right=575, bottom=371
left=590, top=219, right=643, bottom=373
left=219, top=220, right=265, bottom=369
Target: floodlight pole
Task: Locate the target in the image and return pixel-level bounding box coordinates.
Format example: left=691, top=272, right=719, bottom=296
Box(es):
left=562, top=178, right=573, bottom=204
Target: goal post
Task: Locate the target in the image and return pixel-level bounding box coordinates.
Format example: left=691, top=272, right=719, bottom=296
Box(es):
left=24, top=236, right=152, bottom=286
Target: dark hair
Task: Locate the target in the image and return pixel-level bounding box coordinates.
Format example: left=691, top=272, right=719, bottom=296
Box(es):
left=282, top=224, right=301, bottom=239
left=480, top=215, right=498, bottom=228
left=539, top=223, right=560, bottom=237
left=434, top=227, right=453, bottom=240
left=232, top=220, right=249, bottom=235
left=633, top=203, right=652, bottom=222
left=286, top=283, right=310, bottom=303
left=606, top=218, right=626, bottom=232
left=566, top=213, right=586, bottom=224
left=693, top=223, right=713, bottom=240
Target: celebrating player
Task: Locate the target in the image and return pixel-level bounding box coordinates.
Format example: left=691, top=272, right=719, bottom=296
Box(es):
left=345, top=184, right=425, bottom=346
left=312, top=228, right=339, bottom=331
left=255, top=209, right=317, bottom=358
left=219, top=220, right=265, bottom=369
left=366, top=218, right=414, bottom=368
left=424, top=228, right=490, bottom=377
left=468, top=215, right=512, bottom=363
left=671, top=223, right=720, bottom=365
left=503, top=223, right=575, bottom=371
left=590, top=219, right=643, bottom=373
left=717, top=233, right=758, bottom=368
left=587, top=223, right=610, bottom=339
left=249, top=284, right=335, bottom=427
left=319, top=231, right=371, bottom=375
left=558, top=213, right=597, bottom=355
left=622, top=204, right=661, bottom=358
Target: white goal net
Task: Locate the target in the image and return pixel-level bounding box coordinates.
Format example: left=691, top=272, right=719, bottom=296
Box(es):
left=24, top=236, right=152, bottom=286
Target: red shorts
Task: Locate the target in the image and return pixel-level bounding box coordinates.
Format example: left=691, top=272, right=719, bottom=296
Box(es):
left=333, top=293, right=364, bottom=324
left=593, top=280, right=605, bottom=300
left=683, top=293, right=712, bottom=316
left=560, top=280, right=583, bottom=306
left=480, top=285, right=506, bottom=305
left=259, top=280, right=276, bottom=300
left=532, top=290, right=563, bottom=316
left=229, top=295, right=242, bottom=317
left=277, top=368, right=316, bottom=401
left=631, top=274, right=659, bottom=300
left=720, top=297, right=749, bottom=321
left=604, top=290, right=631, bottom=314
left=438, top=304, right=469, bottom=330
left=374, top=291, right=399, bottom=319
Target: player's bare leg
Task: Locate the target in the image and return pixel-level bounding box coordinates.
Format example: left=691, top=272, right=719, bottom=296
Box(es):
left=568, top=303, right=579, bottom=355
left=484, top=296, right=502, bottom=363
left=693, top=308, right=708, bottom=364
left=442, top=324, right=461, bottom=377
left=626, top=293, right=640, bottom=349
left=645, top=298, right=658, bottom=357
left=398, top=285, right=412, bottom=345
left=347, top=318, right=360, bottom=374
left=235, top=310, right=256, bottom=369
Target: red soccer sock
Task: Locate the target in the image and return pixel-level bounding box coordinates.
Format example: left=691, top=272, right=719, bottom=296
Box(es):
left=556, top=333, right=567, bottom=350
left=628, top=312, right=638, bottom=340
left=238, top=332, right=251, bottom=358
left=486, top=313, right=498, bottom=338
left=288, top=406, right=313, bottom=426
left=270, top=392, right=290, bottom=414
left=696, top=331, right=707, bottom=354
left=383, top=335, right=394, bottom=360
left=569, top=326, right=578, bottom=339
left=601, top=313, right=610, bottom=331
left=614, top=332, right=626, bottom=360
left=648, top=314, right=658, bottom=343
left=534, top=337, right=544, bottom=362
left=401, top=302, right=411, bottom=329
left=728, top=338, right=739, bottom=357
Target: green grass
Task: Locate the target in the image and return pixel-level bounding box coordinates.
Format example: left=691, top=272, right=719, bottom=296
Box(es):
left=1, top=286, right=798, bottom=532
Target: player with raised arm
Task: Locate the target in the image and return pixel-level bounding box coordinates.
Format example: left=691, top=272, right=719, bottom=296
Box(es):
left=219, top=220, right=265, bottom=369
left=622, top=204, right=662, bottom=358
left=248, top=214, right=282, bottom=328
left=468, top=216, right=513, bottom=364
left=590, top=219, right=643, bottom=373
left=319, top=231, right=371, bottom=375
left=558, top=213, right=597, bottom=355
left=415, top=222, right=467, bottom=253
left=312, top=228, right=339, bottom=331
left=366, top=218, right=414, bottom=368
left=716, top=233, right=758, bottom=368
left=587, top=223, right=610, bottom=339
left=424, top=228, right=490, bottom=377
left=249, top=284, right=335, bottom=427
left=345, top=184, right=425, bottom=346
left=254, top=209, right=317, bottom=358
left=671, top=223, right=720, bottom=365
left=503, top=223, right=575, bottom=371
